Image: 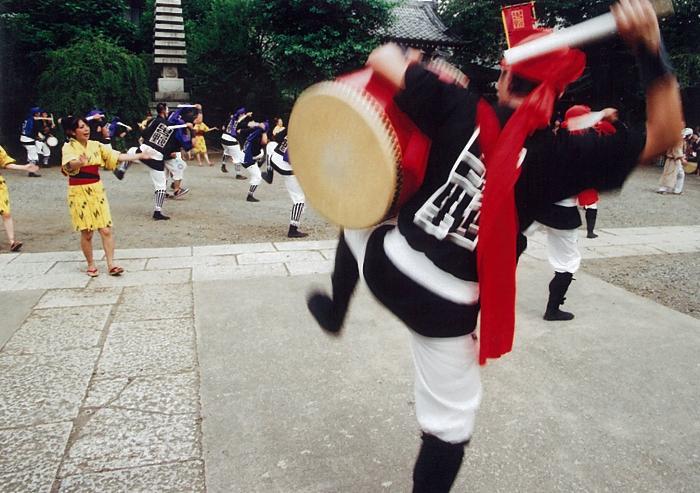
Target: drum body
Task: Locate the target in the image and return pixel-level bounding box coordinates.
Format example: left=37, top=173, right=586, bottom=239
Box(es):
left=288, top=67, right=431, bottom=228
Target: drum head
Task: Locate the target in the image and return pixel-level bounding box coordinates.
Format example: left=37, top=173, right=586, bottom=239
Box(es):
left=47, top=136, right=58, bottom=147
left=288, top=81, right=401, bottom=228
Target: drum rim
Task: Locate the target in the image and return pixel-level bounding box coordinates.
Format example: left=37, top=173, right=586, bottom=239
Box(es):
left=288, top=80, right=402, bottom=228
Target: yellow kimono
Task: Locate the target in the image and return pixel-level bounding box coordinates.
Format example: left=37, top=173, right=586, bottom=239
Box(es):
left=193, top=122, right=210, bottom=154
left=61, top=139, right=120, bottom=231
left=0, top=146, right=16, bottom=216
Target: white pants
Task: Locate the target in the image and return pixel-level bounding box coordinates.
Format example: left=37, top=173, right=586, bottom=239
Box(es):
left=344, top=227, right=482, bottom=444
left=410, top=331, right=482, bottom=443
left=21, top=137, right=38, bottom=163
left=284, top=175, right=305, bottom=204
left=149, top=168, right=167, bottom=190
left=164, top=153, right=187, bottom=181
left=246, top=162, right=262, bottom=186
left=36, top=141, right=50, bottom=158
left=222, top=143, right=244, bottom=163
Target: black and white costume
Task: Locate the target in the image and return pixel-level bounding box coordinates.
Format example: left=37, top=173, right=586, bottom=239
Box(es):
left=237, top=114, right=266, bottom=201
left=220, top=111, right=246, bottom=178
left=139, top=108, right=195, bottom=218
left=20, top=107, right=41, bottom=165
left=308, top=65, right=644, bottom=490
left=265, top=133, right=307, bottom=237
left=525, top=196, right=582, bottom=320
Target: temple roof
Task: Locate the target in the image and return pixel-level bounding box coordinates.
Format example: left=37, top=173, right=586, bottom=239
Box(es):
left=383, top=0, right=463, bottom=48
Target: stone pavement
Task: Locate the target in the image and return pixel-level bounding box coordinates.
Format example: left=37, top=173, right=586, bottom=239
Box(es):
left=1, top=225, right=699, bottom=492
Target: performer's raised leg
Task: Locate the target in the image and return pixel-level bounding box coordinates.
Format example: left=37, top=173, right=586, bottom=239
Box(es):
left=307, top=233, right=359, bottom=334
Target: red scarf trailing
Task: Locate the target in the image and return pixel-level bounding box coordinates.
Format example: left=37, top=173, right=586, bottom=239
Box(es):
left=476, top=30, right=586, bottom=365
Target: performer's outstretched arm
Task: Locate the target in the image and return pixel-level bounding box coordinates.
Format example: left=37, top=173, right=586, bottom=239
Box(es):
left=612, top=0, right=683, bottom=163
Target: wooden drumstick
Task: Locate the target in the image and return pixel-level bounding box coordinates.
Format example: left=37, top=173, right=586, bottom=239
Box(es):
left=503, top=0, right=674, bottom=65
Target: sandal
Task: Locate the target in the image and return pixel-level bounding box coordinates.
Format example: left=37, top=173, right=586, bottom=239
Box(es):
left=9, top=241, right=23, bottom=252
left=87, top=267, right=99, bottom=277
left=108, top=266, right=124, bottom=276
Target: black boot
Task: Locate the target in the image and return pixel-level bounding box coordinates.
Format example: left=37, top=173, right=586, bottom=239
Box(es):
left=585, top=208, right=598, bottom=238
left=287, top=225, right=308, bottom=238
left=246, top=194, right=259, bottom=202
left=543, top=272, right=574, bottom=321
left=306, top=234, right=358, bottom=335
left=221, top=163, right=228, bottom=173
left=152, top=210, right=170, bottom=221
left=412, top=433, right=468, bottom=493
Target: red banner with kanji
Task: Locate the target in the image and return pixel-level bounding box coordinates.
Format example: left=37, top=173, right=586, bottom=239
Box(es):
left=501, top=2, right=538, bottom=48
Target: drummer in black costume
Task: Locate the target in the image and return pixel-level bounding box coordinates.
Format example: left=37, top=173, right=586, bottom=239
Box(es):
left=19, top=106, right=44, bottom=177
left=264, top=128, right=308, bottom=238
left=237, top=111, right=267, bottom=202
left=526, top=104, right=620, bottom=322
left=138, top=102, right=197, bottom=220
left=306, top=1, right=683, bottom=490
left=220, top=108, right=247, bottom=179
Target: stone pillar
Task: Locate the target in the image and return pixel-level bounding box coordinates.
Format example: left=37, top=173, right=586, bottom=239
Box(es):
left=153, top=0, right=189, bottom=105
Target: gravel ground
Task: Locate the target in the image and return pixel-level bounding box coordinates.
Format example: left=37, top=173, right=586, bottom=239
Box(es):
left=1, top=153, right=699, bottom=318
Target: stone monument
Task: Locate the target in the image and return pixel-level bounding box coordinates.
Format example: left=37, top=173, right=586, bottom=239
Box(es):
left=153, top=0, right=189, bottom=106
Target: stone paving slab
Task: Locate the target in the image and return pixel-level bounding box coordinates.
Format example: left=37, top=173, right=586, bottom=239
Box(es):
left=0, top=253, right=19, bottom=267
left=59, top=407, right=200, bottom=476
left=0, top=273, right=89, bottom=292
left=0, top=289, right=43, bottom=349
left=587, top=244, right=665, bottom=258
left=0, top=422, right=72, bottom=493
left=48, top=258, right=148, bottom=275
left=84, top=373, right=199, bottom=415
left=319, top=248, right=336, bottom=260
left=237, top=250, right=325, bottom=265
left=196, top=259, right=700, bottom=492
left=2, top=305, right=111, bottom=354
left=285, top=260, right=334, bottom=276
left=146, top=254, right=238, bottom=270
left=0, top=261, right=55, bottom=277
left=113, top=246, right=192, bottom=259
left=651, top=242, right=700, bottom=254
left=273, top=239, right=338, bottom=251
left=35, top=287, right=123, bottom=309
left=0, top=349, right=99, bottom=427
left=113, top=283, right=193, bottom=322
left=192, top=263, right=287, bottom=282
left=89, top=268, right=190, bottom=288
left=192, top=242, right=275, bottom=256
left=96, top=319, right=196, bottom=378
left=196, top=277, right=417, bottom=493
left=58, top=460, right=206, bottom=493
left=11, top=251, right=100, bottom=263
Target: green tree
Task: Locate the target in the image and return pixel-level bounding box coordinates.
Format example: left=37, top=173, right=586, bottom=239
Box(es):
left=37, top=37, right=150, bottom=123
left=260, top=0, right=392, bottom=103
left=186, top=0, right=274, bottom=123
left=0, top=0, right=144, bottom=137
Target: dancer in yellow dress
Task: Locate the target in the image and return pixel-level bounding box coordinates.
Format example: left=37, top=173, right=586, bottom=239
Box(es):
left=61, top=115, right=151, bottom=277
left=0, top=146, right=40, bottom=251
left=192, top=113, right=213, bottom=166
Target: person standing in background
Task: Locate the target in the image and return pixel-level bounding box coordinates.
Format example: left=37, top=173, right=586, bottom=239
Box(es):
left=0, top=146, right=40, bottom=251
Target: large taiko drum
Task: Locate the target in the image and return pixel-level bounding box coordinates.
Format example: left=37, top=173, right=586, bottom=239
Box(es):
left=288, top=67, right=432, bottom=228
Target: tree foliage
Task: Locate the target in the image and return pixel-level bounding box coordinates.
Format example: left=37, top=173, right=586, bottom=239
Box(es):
left=186, top=0, right=274, bottom=122
left=186, top=0, right=392, bottom=123
left=37, top=37, right=150, bottom=123
left=260, top=0, right=392, bottom=101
